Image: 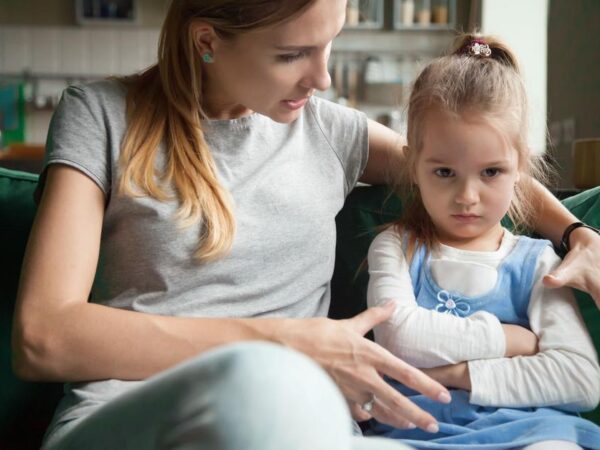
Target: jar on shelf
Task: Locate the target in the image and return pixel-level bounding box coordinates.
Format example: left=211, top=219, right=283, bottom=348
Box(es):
left=416, top=0, right=431, bottom=25
left=399, top=0, right=415, bottom=26
left=344, top=0, right=384, bottom=29
left=432, top=0, right=449, bottom=24
left=346, top=0, right=360, bottom=27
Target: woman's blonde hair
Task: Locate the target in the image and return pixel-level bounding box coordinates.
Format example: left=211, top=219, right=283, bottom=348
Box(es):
left=118, top=0, right=316, bottom=261
left=394, top=33, right=550, bottom=260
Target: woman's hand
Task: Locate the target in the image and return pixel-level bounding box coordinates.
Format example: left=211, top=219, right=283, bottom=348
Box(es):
left=275, top=302, right=450, bottom=433
left=422, top=362, right=471, bottom=391
left=502, top=324, right=538, bottom=357
left=543, top=226, right=600, bottom=310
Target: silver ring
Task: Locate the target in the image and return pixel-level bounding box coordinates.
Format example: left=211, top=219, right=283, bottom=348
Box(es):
left=361, top=395, right=375, bottom=413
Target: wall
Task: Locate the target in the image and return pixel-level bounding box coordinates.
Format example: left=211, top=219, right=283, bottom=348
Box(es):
left=0, top=1, right=167, bottom=143
left=0, top=25, right=161, bottom=142
left=480, top=0, right=548, bottom=156
left=547, top=0, right=600, bottom=188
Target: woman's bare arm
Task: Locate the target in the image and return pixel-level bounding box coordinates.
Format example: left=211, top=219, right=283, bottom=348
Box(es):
left=359, top=119, right=405, bottom=185
left=11, top=164, right=275, bottom=382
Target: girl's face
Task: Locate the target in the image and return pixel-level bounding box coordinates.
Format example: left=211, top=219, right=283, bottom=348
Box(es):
left=199, top=0, right=346, bottom=122
left=414, top=110, right=521, bottom=251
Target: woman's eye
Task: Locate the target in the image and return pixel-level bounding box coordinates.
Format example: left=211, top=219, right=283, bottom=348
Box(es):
left=277, top=52, right=306, bottom=63
left=434, top=168, right=454, bottom=178
left=482, top=168, right=501, bottom=177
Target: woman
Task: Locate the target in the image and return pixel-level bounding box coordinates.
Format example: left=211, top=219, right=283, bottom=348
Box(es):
left=12, top=1, right=600, bottom=449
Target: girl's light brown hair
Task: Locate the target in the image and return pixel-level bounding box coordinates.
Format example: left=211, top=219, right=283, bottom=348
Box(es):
left=393, top=33, right=550, bottom=260
left=118, top=0, right=316, bottom=261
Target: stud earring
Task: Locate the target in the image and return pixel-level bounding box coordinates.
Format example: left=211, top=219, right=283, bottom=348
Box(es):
left=202, top=52, right=214, bottom=63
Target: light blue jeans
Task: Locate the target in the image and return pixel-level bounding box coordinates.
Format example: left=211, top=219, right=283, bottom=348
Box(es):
left=42, top=342, right=412, bottom=450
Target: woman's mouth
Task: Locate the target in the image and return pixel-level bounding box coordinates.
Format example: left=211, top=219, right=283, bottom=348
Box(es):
left=281, top=97, right=309, bottom=110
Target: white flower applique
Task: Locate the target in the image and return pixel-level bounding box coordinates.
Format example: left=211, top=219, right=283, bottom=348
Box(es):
left=435, top=290, right=471, bottom=317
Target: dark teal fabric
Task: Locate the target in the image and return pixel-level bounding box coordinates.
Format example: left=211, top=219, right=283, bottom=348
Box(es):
left=561, top=187, right=600, bottom=424
left=330, top=185, right=402, bottom=321
left=0, top=167, right=63, bottom=448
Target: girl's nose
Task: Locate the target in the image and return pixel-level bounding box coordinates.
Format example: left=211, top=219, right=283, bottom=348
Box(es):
left=455, top=179, right=479, bottom=205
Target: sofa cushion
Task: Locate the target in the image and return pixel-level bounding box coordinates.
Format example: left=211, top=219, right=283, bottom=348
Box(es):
left=0, top=167, right=63, bottom=448
left=561, top=187, right=600, bottom=424
left=330, top=185, right=402, bottom=321
left=562, top=187, right=600, bottom=349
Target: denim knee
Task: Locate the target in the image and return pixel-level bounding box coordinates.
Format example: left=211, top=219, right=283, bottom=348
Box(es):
left=167, top=341, right=353, bottom=450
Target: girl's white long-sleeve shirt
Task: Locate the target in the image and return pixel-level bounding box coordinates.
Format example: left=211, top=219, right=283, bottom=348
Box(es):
left=367, top=227, right=600, bottom=412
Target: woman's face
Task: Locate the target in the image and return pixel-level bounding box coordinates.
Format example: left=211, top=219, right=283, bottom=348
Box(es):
left=201, top=0, right=346, bottom=122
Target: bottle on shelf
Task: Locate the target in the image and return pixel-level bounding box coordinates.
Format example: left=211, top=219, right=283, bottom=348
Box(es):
left=417, top=0, right=431, bottom=25
left=401, top=0, right=415, bottom=26
left=432, top=0, right=449, bottom=24
left=346, top=0, right=360, bottom=26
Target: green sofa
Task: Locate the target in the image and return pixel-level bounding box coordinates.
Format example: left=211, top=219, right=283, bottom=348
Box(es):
left=1, top=166, right=600, bottom=449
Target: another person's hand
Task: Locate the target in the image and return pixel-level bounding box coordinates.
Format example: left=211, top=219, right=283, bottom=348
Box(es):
left=543, top=226, right=600, bottom=309
left=276, top=302, right=450, bottom=433
left=502, top=324, right=539, bottom=357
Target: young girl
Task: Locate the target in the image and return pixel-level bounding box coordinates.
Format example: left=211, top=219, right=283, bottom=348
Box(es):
left=366, top=35, right=600, bottom=449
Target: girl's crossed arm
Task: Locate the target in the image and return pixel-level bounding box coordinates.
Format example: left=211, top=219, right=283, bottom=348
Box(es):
left=465, top=246, right=600, bottom=412
left=367, top=229, right=537, bottom=369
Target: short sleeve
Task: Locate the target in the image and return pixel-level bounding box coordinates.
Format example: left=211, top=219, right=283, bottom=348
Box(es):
left=306, top=97, right=369, bottom=195
left=37, top=83, right=120, bottom=200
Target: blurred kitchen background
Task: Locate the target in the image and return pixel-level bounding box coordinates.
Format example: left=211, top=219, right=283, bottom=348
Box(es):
left=0, top=0, right=598, bottom=189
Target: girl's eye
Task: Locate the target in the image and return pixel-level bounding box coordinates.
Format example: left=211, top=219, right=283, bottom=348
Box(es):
left=277, top=52, right=306, bottom=63
left=482, top=168, right=501, bottom=177
left=434, top=168, right=454, bottom=178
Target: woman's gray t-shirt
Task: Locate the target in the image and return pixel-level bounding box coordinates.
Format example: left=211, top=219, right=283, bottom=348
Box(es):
left=40, top=79, right=368, bottom=426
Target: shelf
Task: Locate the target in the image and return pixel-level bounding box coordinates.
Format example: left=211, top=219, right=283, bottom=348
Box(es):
left=333, top=29, right=456, bottom=55
left=0, top=72, right=105, bottom=82
left=393, top=24, right=455, bottom=31
left=343, top=0, right=457, bottom=32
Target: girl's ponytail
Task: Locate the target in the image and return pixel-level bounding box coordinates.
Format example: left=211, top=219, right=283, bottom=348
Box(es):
left=453, top=33, right=521, bottom=73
